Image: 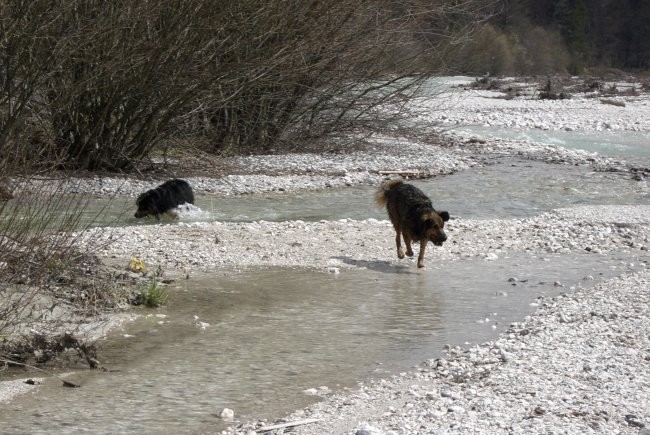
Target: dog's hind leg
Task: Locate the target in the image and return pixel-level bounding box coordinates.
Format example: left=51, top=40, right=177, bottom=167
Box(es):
left=393, top=225, right=405, bottom=259
left=416, top=240, right=427, bottom=268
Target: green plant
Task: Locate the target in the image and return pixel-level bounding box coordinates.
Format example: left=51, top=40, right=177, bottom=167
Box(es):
left=141, top=277, right=168, bottom=308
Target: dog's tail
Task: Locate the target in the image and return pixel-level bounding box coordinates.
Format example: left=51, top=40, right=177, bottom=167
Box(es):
left=375, top=178, right=403, bottom=207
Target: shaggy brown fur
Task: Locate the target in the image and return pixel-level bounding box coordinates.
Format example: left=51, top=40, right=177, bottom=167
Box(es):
left=376, top=179, right=450, bottom=268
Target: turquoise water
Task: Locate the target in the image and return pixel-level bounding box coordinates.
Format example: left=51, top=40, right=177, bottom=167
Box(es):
left=459, top=125, right=650, bottom=159
left=65, top=158, right=648, bottom=227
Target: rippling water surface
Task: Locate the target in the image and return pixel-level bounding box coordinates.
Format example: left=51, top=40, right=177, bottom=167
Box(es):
left=1, top=253, right=642, bottom=433
left=459, top=125, right=650, bottom=159
left=59, top=158, right=648, bottom=227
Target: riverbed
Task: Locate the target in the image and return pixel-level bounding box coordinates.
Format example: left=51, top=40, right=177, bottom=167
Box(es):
left=1, top=76, right=649, bottom=434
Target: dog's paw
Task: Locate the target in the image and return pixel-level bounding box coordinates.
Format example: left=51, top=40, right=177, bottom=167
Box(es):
left=417, top=261, right=425, bottom=268
left=397, top=248, right=405, bottom=259
left=406, top=249, right=414, bottom=257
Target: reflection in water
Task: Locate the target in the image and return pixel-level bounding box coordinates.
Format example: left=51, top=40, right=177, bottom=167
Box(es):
left=0, top=252, right=639, bottom=434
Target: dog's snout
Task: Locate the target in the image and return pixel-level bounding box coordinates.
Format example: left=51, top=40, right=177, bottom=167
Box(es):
left=432, top=231, right=447, bottom=246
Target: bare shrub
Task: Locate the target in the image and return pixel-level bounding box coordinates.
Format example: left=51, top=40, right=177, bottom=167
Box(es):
left=449, top=23, right=571, bottom=76
left=198, top=0, right=501, bottom=154
left=0, top=187, right=131, bottom=369
left=1, top=187, right=91, bottom=334
left=2, top=0, right=499, bottom=165
left=44, top=1, right=224, bottom=171
left=453, top=24, right=515, bottom=76
left=0, top=200, right=123, bottom=367
left=0, top=0, right=65, bottom=172
left=538, top=77, right=571, bottom=100
left=516, top=26, right=570, bottom=75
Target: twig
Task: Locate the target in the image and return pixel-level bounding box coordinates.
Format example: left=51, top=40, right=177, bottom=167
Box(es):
left=256, top=418, right=321, bottom=432
left=378, top=170, right=421, bottom=175
left=600, top=98, right=625, bottom=107
left=0, top=357, right=81, bottom=388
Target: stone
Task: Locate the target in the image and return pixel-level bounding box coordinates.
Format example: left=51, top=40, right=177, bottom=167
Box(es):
left=220, top=408, right=234, bottom=421
left=355, top=424, right=382, bottom=435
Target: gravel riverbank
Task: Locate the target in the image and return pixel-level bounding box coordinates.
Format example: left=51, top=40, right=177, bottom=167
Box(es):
left=3, top=76, right=650, bottom=433
left=79, top=205, right=649, bottom=275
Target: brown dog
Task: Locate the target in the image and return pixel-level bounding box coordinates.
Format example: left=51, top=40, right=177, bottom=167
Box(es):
left=376, top=179, right=449, bottom=268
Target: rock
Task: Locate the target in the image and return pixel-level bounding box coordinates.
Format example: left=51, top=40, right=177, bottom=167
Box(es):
left=625, top=414, right=645, bottom=428
left=355, top=424, right=382, bottom=435
left=195, top=321, right=210, bottom=330
left=220, top=408, right=234, bottom=421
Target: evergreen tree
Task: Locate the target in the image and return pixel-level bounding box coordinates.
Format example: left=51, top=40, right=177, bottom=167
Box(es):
left=567, top=0, right=590, bottom=72
left=624, top=0, right=650, bottom=68
left=552, top=0, right=572, bottom=32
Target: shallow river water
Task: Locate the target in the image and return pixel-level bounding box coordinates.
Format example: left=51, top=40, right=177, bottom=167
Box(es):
left=460, top=125, right=650, bottom=160
left=68, top=158, right=647, bottom=228
left=1, top=252, right=640, bottom=433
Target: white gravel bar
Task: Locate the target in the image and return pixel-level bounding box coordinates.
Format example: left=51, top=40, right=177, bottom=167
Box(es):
left=79, top=206, right=649, bottom=274
left=0, top=378, right=44, bottom=404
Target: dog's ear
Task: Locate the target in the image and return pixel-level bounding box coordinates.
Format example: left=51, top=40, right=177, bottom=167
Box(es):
left=438, top=211, right=450, bottom=222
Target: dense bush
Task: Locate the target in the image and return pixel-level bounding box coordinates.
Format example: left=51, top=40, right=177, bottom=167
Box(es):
left=45, top=1, right=219, bottom=170
left=1, top=0, right=497, bottom=171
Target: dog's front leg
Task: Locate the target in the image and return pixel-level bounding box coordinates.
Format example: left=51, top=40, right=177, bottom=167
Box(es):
left=417, top=239, right=427, bottom=268
left=403, top=234, right=414, bottom=257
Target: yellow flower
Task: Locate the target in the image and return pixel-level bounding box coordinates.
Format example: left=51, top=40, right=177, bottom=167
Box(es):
left=128, top=257, right=147, bottom=273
